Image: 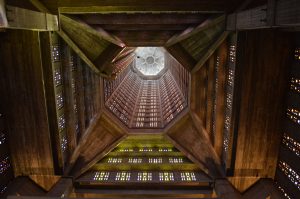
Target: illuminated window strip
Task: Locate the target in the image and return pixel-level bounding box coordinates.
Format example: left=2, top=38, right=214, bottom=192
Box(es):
left=149, top=158, right=162, bottom=164
left=54, top=68, right=62, bottom=86
left=0, top=186, right=7, bottom=194
left=137, top=172, right=152, bottom=181
left=159, top=148, right=173, bottom=152
left=115, top=172, right=131, bottom=181
left=58, top=114, right=66, bottom=132
left=0, top=133, right=6, bottom=145
left=290, top=77, right=300, bottom=94
left=169, top=157, right=183, bottom=164
left=139, top=148, right=153, bottom=152
left=51, top=45, right=60, bottom=62
left=0, top=157, right=10, bottom=174
left=56, top=92, right=64, bottom=109
left=119, top=148, right=133, bottom=152
left=278, top=185, right=292, bottom=199
left=282, top=133, right=300, bottom=157
left=286, top=108, right=300, bottom=125
left=107, top=158, right=122, bottom=163
left=278, top=161, right=300, bottom=190
left=181, top=172, right=196, bottom=181
left=229, top=45, right=236, bottom=63
left=94, top=172, right=110, bottom=181
left=295, top=48, right=300, bottom=61
left=128, top=158, right=142, bottom=164
left=159, top=172, right=174, bottom=182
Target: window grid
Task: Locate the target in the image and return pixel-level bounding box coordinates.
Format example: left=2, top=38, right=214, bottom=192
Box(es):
left=54, top=68, right=62, bottom=86
left=229, top=45, right=236, bottom=63
left=169, top=157, right=183, bottom=164
left=282, top=133, right=300, bottom=157
left=0, top=133, right=5, bottom=145
left=107, top=158, right=122, bottom=163
left=149, top=158, right=162, bottom=164
left=290, top=77, right=300, bottom=94
left=278, top=161, right=300, bottom=190
left=286, top=108, right=300, bottom=125
left=51, top=45, right=60, bottom=62
left=56, top=92, right=64, bottom=109
left=0, top=157, right=10, bottom=174
left=295, top=48, right=300, bottom=61
left=278, top=185, right=292, bottom=199
left=159, top=172, right=174, bottom=182
left=58, top=114, right=66, bottom=132
left=128, top=158, right=142, bottom=164
left=94, top=172, right=110, bottom=181
left=115, top=172, right=131, bottom=181
left=181, top=172, right=196, bottom=181
left=137, top=172, right=152, bottom=181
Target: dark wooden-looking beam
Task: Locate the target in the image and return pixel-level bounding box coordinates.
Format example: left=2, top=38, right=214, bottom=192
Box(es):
left=4, top=177, right=46, bottom=197
left=2, top=5, right=58, bottom=31
left=165, top=44, right=196, bottom=71
left=166, top=113, right=224, bottom=179
left=232, top=30, right=292, bottom=179
left=60, top=15, right=124, bottom=77
left=111, top=30, right=175, bottom=46
left=215, top=179, right=242, bottom=199
left=191, top=31, right=229, bottom=73
left=66, top=112, right=127, bottom=178
left=46, top=178, right=73, bottom=197
left=166, top=15, right=225, bottom=47
left=79, top=13, right=206, bottom=25
left=0, top=30, right=55, bottom=176
left=53, top=0, right=227, bottom=14
left=227, top=0, right=300, bottom=30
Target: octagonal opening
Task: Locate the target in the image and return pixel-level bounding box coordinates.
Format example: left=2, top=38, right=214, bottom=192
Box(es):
left=104, top=47, right=190, bottom=130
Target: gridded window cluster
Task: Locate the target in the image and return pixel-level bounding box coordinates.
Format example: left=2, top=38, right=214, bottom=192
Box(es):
left=167, top=53, right=190, bottom=101
left=180, top=172, right=196, bottom=181
left=160, top=71, right=186, bottom=125
left=278, top=161, right=300, bottom=190
left=119, top=148, right=133, bottom=152
left=58, top=114, right=66, bottom=132
left=278, top=185, right=292, bottom=199
left=282, top=133, right=300, bottom=157
left=0, top=133, right=5, bottom=145
left=290, top=77, right=300, bottom=94
left=159, top=148, right=173, bottom=152
left=133, top=80, right=161, bottom=128
left=0, top=157, right=10, bottom=174
left=53, top=67, right=62, bottom=86
left=286, top=108, right=300, bottom=125
left=159, top=172, right=174, bottom=182
left=128, top=158, right=142, bottom=164
left=229, top=45, right=236, bottom=63
left=295, top=48, right=300, bottom=61
left=112, top=52, right=135, bottom=76
left=115, top=172, right=131, bottom=181
left=60, top=131, right=68, bottom=152
left=107, top=158, right=122, bottom=163
left=51, top=45, right=60, bottom=62
left=137, top=172, right=152, bottom=181
left=149, top=158, right=162, bottom=164
left=94, top=172, right=110, bottom=181
left=106, top=71, right=141, bottom=126
left=211, top=56, right=220, bottom=139
left=139, top=147, right=153, bottom=152
left=56, top=91, right=64, bottom=109
left=169, top=157, right=183, bottom=164
left=104, top=66, right=130, bottom=101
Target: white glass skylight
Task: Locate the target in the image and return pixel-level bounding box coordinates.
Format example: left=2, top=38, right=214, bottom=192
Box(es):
left=135, top=47, right=165, bottom=76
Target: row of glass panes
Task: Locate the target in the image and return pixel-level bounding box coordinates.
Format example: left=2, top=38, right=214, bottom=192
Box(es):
left=0, top=157, right=10, bottom=174
left=0, top=133, right=5, bottom=145
left=278, top=161, right=300, bottom=190
left=277, top=185, right=292, bottom=199
left=290, top=77, right=300, bottom=94
left=117, top=147, right=174, bottom=152
left=93, top=171, right=197, bottom=182
left=106, top=157, right=184, bottom=164
left=286, top=108, right=300, bottom=125
left=282, top=133, right=300, bottom=157
left=295, top=48, right=300, bottom=61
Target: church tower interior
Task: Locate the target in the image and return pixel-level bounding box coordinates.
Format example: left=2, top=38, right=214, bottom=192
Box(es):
left=0, top=0, right=300, bottom=198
